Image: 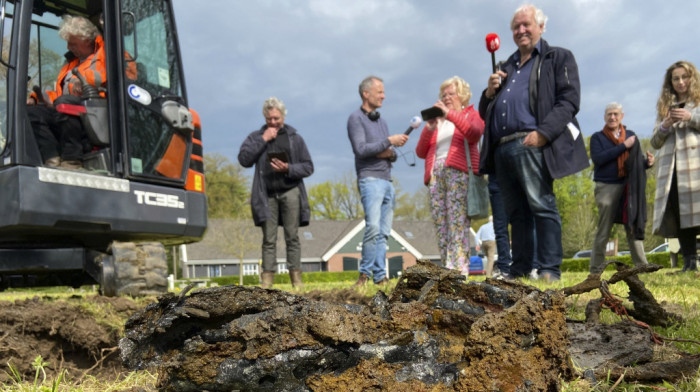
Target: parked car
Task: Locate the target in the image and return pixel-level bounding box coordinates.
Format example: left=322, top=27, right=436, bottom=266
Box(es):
left=648, top=243, right=669, bottom=253
left=572, top=249, right=592, bottom=259
left=617, top=250, right=631, bottom=256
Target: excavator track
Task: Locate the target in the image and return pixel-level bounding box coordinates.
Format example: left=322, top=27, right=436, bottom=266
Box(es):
left=100, top=241, right=169, bottom=297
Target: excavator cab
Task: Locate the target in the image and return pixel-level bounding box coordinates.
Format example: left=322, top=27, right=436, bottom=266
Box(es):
left=0, top=0, right=207, bottom=295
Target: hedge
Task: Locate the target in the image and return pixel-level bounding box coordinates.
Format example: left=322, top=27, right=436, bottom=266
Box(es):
left=204, top=270, right=363, bottom=286
left=188, top=252, right=674, bottom=287
left=561, top=251, right=672, bottom=272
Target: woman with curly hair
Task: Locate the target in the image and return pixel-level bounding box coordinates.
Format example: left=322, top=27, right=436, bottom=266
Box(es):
left=415, top=76, right=484, bottom=275
left=651, top=60, right=700, bottom=272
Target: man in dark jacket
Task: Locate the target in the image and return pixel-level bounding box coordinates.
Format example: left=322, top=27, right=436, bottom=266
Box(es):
left=478, top=4, right=588, bottom=282
left=589, top=102, right=654, bottom=274
left=238, top=97, right=314, bottom=289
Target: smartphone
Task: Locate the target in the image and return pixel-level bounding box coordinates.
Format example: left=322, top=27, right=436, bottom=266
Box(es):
left=421, top=106, right=443, bottom=121
left=670, top=102, right=686, bottom=109
left=267, top=151, right=288, bottom=163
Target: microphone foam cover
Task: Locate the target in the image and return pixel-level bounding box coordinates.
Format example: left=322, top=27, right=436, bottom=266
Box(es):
left=485, top=33, right=500, bottom=53
left=410, top=115, right=422, bottom=128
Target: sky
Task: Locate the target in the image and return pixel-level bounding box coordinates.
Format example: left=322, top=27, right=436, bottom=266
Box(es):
left=171, top=0, right=700, bottom=193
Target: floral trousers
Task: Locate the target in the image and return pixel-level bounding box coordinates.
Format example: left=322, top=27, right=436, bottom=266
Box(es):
left=428, top=158, right=470, bottom=275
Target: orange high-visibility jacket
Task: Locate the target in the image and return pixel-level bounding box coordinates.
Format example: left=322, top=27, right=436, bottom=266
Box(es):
left=35, top=35, right=107, bottom=103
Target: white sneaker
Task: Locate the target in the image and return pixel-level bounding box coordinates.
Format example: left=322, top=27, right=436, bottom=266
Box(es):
left=529, top=269, right=539, bottom=279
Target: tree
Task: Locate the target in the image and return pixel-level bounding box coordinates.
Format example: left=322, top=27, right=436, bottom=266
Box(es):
left=206, top=219, right=258, bottom=285
left=308, top=171, right=361, bottom=220
left=394, top=185, right=431, bottom=220
left=555, top=166, right=596, bottom=257
left=204, top=153, right=251, bottom=219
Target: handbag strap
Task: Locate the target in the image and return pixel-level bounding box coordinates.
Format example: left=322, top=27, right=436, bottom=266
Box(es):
left=461, top=111, right=475, bottom=175
left=464, top=137, right=473, bottom=174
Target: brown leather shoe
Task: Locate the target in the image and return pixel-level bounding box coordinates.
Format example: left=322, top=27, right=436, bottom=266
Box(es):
left=354, top=273, right=369, bottom=287
left=59, top=160, right=82, bottom=170
left=44, top=156, right=61, bottom=167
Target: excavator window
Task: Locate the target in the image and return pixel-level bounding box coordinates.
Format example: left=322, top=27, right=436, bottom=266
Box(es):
left=0, top=0, right=191, bottom=183
left=22, top=4, right=111, bottom=172
left=120, top=0, right=190, bottom=183
left=0, top=2, right=10, bottom=153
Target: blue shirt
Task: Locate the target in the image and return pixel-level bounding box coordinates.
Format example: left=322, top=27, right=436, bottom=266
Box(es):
left=492, top=41, right=541, bottom=141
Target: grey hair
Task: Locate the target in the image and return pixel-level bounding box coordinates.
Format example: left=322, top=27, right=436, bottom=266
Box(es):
left=262, top=97, right=287, bottom=118
left=512, top=4, right=547, bottom=33
left=359, top=76, right=383, bottom=98
left=605, top=102, right=624, bottom=113
left=58, top=15, right=100, bottom=41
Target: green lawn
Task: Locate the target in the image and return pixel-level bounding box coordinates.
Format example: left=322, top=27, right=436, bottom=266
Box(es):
left=1, top=262, right=698, bottom=391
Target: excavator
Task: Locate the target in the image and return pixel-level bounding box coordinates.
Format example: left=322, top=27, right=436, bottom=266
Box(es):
left=0, top=0, right=207, bottom=295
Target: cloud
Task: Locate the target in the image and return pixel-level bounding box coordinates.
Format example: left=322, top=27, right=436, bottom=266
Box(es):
left=172, top=0, right=700, bottom=192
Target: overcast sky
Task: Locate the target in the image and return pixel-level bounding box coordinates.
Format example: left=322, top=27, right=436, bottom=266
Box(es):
left=171, top=0, right=699, bottom=193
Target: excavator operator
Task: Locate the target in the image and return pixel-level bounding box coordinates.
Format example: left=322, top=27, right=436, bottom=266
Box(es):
left=26, top=15, right=106, bottom=170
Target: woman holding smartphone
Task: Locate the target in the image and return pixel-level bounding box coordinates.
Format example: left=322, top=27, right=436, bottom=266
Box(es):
left=651, top=60, right=700, bottom=272
left=415, top=76, right=484, bottom=275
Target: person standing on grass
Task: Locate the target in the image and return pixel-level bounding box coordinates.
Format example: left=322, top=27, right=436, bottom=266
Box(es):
left=238, top=97, right=314, bottom=289
left=347, top=76, right=409, bottom=286
left=651, top=60, right=700, bottom=272
left=478, top=4, right=588, bottom=282
left=476, top=216, right=497, bottom=277
left=589, top=102, right=654, bottom=274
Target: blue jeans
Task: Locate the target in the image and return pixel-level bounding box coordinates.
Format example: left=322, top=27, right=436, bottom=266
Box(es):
left=488, top=176, right=512, bottom=272
left=494, top=138, right=563, bottom=278
left=358, top=177, right=394, bottom=282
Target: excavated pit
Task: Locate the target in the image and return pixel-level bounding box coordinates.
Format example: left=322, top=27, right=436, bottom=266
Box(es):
left=120, top=260, right=699, bottom=391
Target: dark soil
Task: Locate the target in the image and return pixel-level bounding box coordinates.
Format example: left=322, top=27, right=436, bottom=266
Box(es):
left=0, top=289, right=370, bottom=385
left=0, top=295, right=140, bottom=383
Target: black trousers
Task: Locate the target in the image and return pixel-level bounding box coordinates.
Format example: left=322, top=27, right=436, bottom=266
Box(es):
left=667, top=172, right=698, bottom=259
left=27, top=95, right=88, bottom=162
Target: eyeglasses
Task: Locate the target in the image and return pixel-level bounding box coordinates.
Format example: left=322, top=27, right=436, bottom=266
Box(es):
left=441, top=91, right=458, bottom=100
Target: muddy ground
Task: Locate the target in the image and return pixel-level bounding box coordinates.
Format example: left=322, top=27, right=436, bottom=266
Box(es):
left=0, top=279, right=695, bottom=390
left=0, top=289, right=370, bottom=385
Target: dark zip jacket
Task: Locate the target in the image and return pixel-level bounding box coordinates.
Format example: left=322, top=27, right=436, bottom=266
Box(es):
left=616, top=139, right=648, bottom=240
left=478, top=39, right=589, bottom=179
left=238, top=124, right=314, bottom=227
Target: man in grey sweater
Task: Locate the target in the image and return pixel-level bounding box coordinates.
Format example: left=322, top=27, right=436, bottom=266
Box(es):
left=347, top=76, right=409, bottom=286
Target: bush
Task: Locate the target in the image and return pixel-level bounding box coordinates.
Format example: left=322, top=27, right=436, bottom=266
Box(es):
left=561, top=251, right=672, bottom=272
left=197, top=253, right=676, bottom=286
left=207, top=270, right=362, bottom=286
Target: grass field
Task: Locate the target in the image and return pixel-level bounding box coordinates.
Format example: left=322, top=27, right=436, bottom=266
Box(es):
left=0, top=268, right=698, bottom=391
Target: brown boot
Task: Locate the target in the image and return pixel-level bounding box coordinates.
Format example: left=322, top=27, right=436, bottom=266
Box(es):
left=289, top=269, right=303, bottom=288
left=261, top=271, right=275, bottom=289
left=44, top=156, right=61, bottom=167
left=354, top=273, right=369, bottom=287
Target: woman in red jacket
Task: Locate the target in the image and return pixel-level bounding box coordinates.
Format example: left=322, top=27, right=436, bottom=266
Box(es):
left=416, top=76, right=484, bottom=275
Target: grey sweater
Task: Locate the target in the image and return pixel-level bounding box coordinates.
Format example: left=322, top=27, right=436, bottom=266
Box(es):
left=347, top=108, right=393, bottom=181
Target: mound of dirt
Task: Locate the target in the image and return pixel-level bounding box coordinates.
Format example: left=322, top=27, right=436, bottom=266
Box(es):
left=120, top=262, right=573, bottom=391
left=302, top=288, right=372, bottom=306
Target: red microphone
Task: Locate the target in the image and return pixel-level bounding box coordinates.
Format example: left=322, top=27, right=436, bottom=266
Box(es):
left=485, top=33, right=500, bottom=73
